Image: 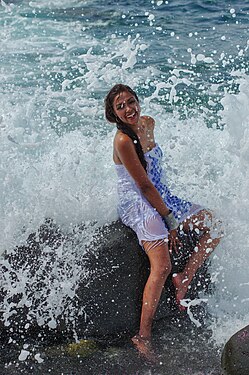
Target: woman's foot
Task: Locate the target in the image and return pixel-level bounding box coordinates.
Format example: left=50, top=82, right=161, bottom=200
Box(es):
left=131, top=334, right=158, bottom=364
left=172, top=273, right=189, bottom=311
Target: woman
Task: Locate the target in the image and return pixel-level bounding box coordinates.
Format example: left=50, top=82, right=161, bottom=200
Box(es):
left=104, top=84, right=222, bottom=362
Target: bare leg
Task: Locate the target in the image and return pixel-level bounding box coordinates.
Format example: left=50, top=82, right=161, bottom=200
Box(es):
left=132, top=240, right=171, bottom=361
left=172, top=209, right=223, bottom=308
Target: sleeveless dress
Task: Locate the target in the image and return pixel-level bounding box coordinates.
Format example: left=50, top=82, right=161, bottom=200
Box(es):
left=115, top=143, right=203, bottom=246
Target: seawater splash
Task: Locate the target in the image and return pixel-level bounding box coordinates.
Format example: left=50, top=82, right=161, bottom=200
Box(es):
left=181, top=298, right=208, bottom=328
left=0, top=0, right=249, bottom=360
left=0, top=123, right=117, bottom=253
left=207, top=72, right=249, bottom=347
left=0, top=220, right=96, bottom=332
left=154, top=73, right=249, bottom=347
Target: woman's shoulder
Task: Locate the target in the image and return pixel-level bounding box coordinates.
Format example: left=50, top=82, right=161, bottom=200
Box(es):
left=140, top=115, right=155, bottom=129
left=114, top=131, right=132, bottom=150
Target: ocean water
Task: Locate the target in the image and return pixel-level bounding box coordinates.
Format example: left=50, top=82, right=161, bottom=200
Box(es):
left=0, top=0, right=249, bottom=370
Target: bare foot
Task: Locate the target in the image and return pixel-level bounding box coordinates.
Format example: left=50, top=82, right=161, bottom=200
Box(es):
left=172, top=273, right=189, bottom=311
left=131, top=334, right=158, bottom=364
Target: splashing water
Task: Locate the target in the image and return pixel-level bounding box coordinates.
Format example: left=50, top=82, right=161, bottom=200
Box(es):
left=0, top=0, right=249, bottom=353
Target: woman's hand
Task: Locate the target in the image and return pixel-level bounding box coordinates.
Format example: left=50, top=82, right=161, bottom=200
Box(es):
left=168, top=229, right=182, bottom=254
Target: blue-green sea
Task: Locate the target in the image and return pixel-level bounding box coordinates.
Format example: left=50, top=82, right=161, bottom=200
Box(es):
left=1, top=0, right=249, bottom=373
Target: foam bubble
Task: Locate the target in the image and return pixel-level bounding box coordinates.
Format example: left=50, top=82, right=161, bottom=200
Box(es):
left=34, top=353, right=44, bottom=363
left=18, top=350, right=30, bottom=361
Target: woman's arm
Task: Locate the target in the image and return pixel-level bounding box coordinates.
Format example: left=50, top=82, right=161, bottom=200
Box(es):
left=114, top=133, right=171, bottom=217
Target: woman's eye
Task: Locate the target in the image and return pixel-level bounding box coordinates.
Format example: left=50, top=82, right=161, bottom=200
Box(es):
left=117, top=103, right=124, bottom=110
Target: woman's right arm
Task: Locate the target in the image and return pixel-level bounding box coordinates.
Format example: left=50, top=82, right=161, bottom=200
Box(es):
left=114, top=134, right=171, bottom=217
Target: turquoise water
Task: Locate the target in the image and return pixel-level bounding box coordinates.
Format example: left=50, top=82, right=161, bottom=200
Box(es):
left=1, top=0, right=249, bottom=369
left=1, top=0, right=248, bottom=131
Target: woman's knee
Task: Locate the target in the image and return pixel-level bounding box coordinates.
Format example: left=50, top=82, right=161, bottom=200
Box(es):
left=199, top=210, right=224, bottom=239
left=188, top=209, right=224, bottom=239
left=152, top=259, right=172, bottom=280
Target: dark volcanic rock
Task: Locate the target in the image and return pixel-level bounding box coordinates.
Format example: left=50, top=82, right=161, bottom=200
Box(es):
left=0, top=219, right=211, bottom=342
left=221, top=324, right=249, bottom=375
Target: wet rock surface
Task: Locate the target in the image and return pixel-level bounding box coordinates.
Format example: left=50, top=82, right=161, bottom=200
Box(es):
left=0, top=219, right=212, bottom=340
left=221, top=324, right=249, bottom=375
left=0, top=317, right=221, bottom=375
left=0, top=219, right=214, bottom=373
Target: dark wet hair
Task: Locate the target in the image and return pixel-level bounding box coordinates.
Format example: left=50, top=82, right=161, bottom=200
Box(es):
left=104, top=84, right=147, bottom=171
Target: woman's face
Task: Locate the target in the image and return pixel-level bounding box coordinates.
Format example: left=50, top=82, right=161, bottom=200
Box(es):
left=113, top=91, right=140, bottom=126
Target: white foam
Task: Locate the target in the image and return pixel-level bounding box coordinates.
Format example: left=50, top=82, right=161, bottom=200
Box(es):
left=34, top=353, right=44, bottom=363
left=18, top=349, right=30, bottom=361
left=0, top=1, right=249, bottom=348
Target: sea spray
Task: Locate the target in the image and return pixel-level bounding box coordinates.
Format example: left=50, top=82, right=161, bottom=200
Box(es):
left=0, top=0, right=249, bottom=359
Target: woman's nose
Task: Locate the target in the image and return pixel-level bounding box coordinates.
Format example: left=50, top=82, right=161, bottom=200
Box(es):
left=126, top=103, right=132, bottom=112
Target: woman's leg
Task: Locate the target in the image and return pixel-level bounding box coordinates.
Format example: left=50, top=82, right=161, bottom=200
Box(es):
left=132, top=239, right=171, bottom=359
left=172, top=209, right=223, bottom=307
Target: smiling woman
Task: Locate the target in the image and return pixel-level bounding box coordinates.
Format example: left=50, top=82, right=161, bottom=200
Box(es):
left=104, top=83, right=223, bottom=363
